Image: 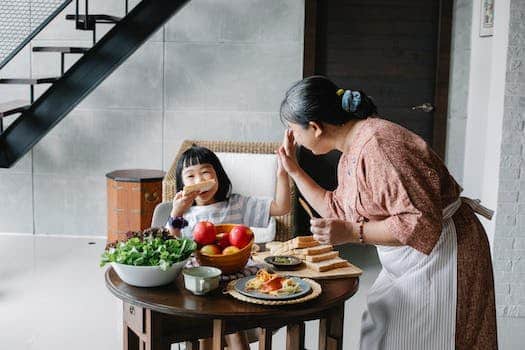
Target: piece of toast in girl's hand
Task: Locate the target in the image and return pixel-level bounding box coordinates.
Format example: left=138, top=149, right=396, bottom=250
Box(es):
left=182, top=179, right=216, bottom=195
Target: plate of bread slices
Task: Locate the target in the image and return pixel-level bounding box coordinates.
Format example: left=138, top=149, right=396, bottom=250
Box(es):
left=254, top=236, right=362, bottom=279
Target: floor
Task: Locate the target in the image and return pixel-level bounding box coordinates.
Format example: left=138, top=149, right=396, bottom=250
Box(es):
left=0, top=234, right=381, bottom=350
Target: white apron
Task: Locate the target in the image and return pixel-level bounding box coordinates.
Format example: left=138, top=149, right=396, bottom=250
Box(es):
left=360, top=197, right=493, bottom=350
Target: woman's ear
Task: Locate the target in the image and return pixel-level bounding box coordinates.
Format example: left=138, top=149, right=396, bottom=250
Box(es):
left=309, top=121, right=323, bottom=138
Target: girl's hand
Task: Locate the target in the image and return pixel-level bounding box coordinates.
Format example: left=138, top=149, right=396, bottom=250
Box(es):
left=171, top=191, right=198, bottom=217
left=310, top=218, right=356, bottom=245
left=278, top=129, right=301, bottom=176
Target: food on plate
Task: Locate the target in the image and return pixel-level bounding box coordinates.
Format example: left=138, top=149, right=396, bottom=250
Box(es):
left=193, top=221, right=217, bottom=245
left=305, top=250, right=339, bottom=262
left=305, top=257, right=350, bottom=272
left=264, top=238, right=349, bottom=272
left=245, top=269, right=302, bottom=295
left=291, top=236, right=320, bottom=248
left=100, top=228, right=196, bottom=271
left=298, top=244, right=333, bottom=256
left=182, top=179, right=216, bottom=195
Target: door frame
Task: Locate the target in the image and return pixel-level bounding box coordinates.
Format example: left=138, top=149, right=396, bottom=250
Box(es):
left=302, top=0, right=453, bottom=159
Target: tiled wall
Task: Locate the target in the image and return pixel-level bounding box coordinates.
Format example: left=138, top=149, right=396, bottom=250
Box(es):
left=0, top=0, right=304, bottom=235
left=494, top=0, right=525, bottom=341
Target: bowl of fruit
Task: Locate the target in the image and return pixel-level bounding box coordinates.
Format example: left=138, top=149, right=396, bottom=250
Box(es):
left=100, top=228, right=197, bottom=287
left=193, top=222, right=254, bottom=274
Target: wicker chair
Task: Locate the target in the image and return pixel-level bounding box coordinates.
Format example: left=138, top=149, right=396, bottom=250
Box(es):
left=162, top=140, right=296, bottom=242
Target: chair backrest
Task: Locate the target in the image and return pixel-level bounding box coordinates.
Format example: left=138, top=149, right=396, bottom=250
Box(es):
left=162, top=140, right=296, bottom=241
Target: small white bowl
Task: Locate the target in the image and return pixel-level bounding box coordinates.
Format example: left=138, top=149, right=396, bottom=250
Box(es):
left=182, top=266, right=222, bottom=295
left=112, top=258, right=189, bottom=287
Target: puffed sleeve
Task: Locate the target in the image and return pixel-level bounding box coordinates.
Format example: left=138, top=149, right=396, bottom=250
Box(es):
left=320, top=160, right=351, bottom=220
left=358, top=137, right=443, bottom=254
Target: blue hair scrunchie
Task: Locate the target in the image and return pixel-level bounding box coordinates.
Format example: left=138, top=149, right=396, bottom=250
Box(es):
left=341, top=89, right=362, bottom=113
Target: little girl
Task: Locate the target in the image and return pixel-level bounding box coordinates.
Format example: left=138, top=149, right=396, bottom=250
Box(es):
left=166, top=145, right=290, bottom=238
left=166, top=145, right=290, bottom=350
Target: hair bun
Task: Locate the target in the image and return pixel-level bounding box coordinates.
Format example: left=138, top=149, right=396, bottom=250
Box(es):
left=341, top=89, right=362, bottom=113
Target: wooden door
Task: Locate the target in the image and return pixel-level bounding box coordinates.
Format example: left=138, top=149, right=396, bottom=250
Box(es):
left=296, top=0, right=452, bottom=232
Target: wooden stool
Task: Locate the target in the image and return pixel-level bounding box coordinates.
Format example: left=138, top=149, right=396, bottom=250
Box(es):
left=106, top=169, right=165, bottom=243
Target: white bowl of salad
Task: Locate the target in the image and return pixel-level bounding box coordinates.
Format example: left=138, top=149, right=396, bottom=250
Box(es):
left=100, top=228, right=197, bottom=287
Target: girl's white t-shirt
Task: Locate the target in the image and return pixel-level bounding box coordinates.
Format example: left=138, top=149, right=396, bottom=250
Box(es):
left=168, top=193, right=272, bottom=239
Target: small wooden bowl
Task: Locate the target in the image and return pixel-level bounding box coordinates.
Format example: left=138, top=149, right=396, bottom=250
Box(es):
left=195, top=224, right=254, bottom=274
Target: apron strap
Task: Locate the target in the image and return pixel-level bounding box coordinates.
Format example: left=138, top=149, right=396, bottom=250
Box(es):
left=461, top=197, right=494, bottom=220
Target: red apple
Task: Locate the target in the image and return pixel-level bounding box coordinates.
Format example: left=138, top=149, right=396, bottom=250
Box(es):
left=222, top=246, right=240, bottom=255
left=229, top=225, right=252, bottom=249
left=200, top=244, right=221, bottom=255
left=216, top=232, right=230, bottom=249
left=193, top=221, right=217, bottom=245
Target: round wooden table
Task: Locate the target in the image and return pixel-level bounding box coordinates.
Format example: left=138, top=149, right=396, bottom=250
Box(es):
left=105, top=268, right=359, bottom=350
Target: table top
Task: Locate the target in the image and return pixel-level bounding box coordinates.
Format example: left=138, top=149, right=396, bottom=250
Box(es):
left=105, top=267, right=359, bottom=320
left=105, top=169, right=165, bottom=182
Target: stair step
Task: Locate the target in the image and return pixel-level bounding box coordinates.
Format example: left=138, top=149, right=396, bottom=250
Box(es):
left=0, top=100, right=30, bottom=118
left=0, top=77, right=59, bottom=85
left=65, top=14, right=121, bottom=30
left=33, top=46, right=90, bottom=54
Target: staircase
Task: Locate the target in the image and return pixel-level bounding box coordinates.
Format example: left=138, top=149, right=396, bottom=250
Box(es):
left=0, top=0, right=190, bottom=168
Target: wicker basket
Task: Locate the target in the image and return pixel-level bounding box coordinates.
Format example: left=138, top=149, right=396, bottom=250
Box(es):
left=195, top=224, right=254, bottom=274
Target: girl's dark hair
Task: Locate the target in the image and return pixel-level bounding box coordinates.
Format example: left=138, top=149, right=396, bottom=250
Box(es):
left=280, top=75, right=377, bottom=128
left=175, top=145, right=232, bottom=202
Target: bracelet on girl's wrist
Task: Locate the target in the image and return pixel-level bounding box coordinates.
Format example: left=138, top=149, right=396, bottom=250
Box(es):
left=168, top=216, right=188, bottom=229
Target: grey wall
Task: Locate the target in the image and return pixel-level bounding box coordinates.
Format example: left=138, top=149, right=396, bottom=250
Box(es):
left=0, top=0, right=304, bottom=235
left=494, top=0, right=525, bottom=347
left=445, top=0, right=472, bottom=184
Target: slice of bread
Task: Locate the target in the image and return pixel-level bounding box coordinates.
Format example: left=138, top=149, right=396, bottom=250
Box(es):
left=305, top=251, right=339, bottom=262
left=182, top=179, right=216, bottom=195
left=291, top=236, right=320, bottom=248
left=296, top=244, right=333, bottom=256
left=305, top=257, right=350, bottom=272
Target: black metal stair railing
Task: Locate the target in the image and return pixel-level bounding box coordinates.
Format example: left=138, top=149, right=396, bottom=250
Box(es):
left=0, top=0, right=191, bottom=168
left=0, top=0, right=74, bottom=70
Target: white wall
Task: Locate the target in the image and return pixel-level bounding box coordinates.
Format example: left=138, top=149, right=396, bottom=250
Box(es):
left=462, top=0, right=511, bottom=246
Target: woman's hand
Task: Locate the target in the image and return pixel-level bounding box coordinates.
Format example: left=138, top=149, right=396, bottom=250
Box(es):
left=278, top=129, right=301, bottom=176
left=170, top=191, right=198, bottom=217
left=310, top=218, right=357, bottom=245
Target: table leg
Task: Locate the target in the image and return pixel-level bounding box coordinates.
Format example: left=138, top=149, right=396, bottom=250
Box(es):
left=318, top=304, right=345, bottom=350
left=123, top=323, right=141, bottom=350
left=213, top=319, right=225, bottom=350
left=286, top=322, right=305, bottom=350
left=258, top=327, right=273, bottom=350
left=144, top=309, right=170, bottom=350
left=185, top=341, right=200, bottom=350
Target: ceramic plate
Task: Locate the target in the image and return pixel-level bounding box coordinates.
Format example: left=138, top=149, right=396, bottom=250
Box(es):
left=234, top=275, right=311, bottom=300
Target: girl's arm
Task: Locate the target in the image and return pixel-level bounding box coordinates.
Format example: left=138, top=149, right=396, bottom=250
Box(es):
left=270, top=153, right=291, bottom=216
left=167, top=191, right=198, bottom=237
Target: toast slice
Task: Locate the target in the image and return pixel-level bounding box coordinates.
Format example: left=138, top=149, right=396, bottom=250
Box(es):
left=305, top=257, right=350, bottom=272
left=291, top=236, right=320, bottom=248
left=305, top=250, right=339, bottom=262
left=296, top=244, right=333, bottom=256
left=182, top=179, right=216, bottom=195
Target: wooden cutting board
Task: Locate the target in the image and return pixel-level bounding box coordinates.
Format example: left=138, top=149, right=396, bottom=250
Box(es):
left=252, top=251, right=362, bottom=279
